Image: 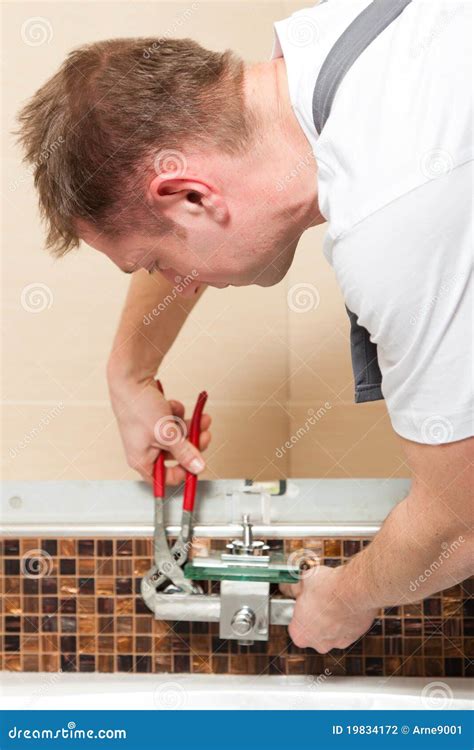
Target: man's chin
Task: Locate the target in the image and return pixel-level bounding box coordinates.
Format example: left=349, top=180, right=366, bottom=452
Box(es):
left=249, top=272, right=286, bottom=288
left=178, top=282, right=204, bottom=298
left=254, top=277, right=279, bottom=288
left=202, top=270, right=285, bottom=290
left=179, top=281, right=230, bottom=297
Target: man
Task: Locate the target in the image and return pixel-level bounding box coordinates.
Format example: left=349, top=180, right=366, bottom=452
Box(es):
left=18, top=0, right=472, bottom=653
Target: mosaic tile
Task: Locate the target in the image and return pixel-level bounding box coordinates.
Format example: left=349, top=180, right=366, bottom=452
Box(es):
left=0, top=537, right=471, bottom=677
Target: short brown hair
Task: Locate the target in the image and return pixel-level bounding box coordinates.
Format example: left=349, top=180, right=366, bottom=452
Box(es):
left=17, top=37, right=252, bottom=256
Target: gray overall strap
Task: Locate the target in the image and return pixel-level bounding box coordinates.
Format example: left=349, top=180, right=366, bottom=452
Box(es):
left=312, top=0, right=412, bottom=403
left=313, top=0, right=412, bottom=134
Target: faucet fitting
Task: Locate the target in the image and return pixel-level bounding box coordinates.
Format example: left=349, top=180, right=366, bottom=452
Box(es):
left=226, top=514, right=269, bottom=557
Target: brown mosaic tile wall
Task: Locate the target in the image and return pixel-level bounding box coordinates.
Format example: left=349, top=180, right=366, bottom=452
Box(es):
left=1, top=537, right=472, bottom=677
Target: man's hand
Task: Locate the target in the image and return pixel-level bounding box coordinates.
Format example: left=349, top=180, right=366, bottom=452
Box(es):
left=105, top=269, right=209, bottom=483
left=108, top=374, right=211, bottom=485
left=280, top=566, right=377, bottom=653
left=282, top=436, right=473, bottom=654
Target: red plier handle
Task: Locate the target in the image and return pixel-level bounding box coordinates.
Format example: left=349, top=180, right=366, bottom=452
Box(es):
left=183, top=389, right=208, bottom=512
left=153, top=380, right=208, bottom=513
left=153, top=380, right=166, bottom=499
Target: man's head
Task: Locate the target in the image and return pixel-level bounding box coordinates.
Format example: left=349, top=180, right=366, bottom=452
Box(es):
left=18, top=37, right=320, bottom=292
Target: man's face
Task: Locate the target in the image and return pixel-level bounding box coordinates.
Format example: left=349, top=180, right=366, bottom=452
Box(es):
left=79, top=178, right=303, bottom=296
left=78, top=123, right=319, bottom=293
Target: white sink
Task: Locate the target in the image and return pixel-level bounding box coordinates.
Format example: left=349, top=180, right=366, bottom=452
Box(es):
left=2, top=673, right=471, bottom=711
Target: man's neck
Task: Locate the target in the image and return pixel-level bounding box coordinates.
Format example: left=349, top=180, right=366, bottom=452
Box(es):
left=244, top=58, right=324, bottom=230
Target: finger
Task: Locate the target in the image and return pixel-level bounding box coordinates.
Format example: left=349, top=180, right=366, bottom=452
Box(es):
left=130, top=454, right=155, bottom=486
left=199, top=429, right=212, bottom=451
left=288, top=620, right=308, bottom=649
left=314, top=643, right=332, bottom=654
left=161, top=432, right=210, bottom=483
left=279, top=582, right=302, bottom=599
left=142, top=451, right=189, bottom=487
left=184, top=413, right=212, bottom=432
left=160, top=429, right=210, bottom=463
left=139, top=468, right=153, bottom=486
left=157, top=430, right=212, bottom=461
left=162, top=464, right=187, bottom=486
left=169, top=437, right=205, bottom=475
left=168, top=400, right=185, bottom=419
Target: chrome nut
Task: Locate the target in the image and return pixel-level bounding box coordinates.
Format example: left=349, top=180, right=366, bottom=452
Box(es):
left=230, top=606, right=256, bottom=637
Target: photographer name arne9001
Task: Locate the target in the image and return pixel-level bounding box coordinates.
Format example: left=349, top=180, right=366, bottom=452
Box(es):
left=331, top=724, right=463, bottom=736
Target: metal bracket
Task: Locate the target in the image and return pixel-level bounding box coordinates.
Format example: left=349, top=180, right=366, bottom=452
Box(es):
left=141, top=510, right=296, bottom=641
left=220, top=580, right=270, bottom=643
left=140, top=580, right=295, bottom=630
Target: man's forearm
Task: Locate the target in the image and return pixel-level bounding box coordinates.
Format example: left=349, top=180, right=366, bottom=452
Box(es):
left=338, top=490, right=471, bottom=613
left=107, top=271, right=206, bottom=385
left=284, top=438, right=472, bottom=653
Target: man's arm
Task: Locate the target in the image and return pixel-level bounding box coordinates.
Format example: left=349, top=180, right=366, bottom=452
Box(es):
left=107, top=271, right=211, bottom=484
left=283, top=437, right=473, bottom=653
left=108, top=270, right=206, bottom=384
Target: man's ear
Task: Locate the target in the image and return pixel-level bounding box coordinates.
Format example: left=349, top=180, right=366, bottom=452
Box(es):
left=147, top=174, right=229, bottom=225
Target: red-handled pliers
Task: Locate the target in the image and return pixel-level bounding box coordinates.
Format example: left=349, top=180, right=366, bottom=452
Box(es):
left=151, top=380, right=208, bottom=590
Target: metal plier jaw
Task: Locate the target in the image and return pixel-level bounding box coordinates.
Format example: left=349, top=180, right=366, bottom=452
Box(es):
left=144, top=382, right=208, bottom=594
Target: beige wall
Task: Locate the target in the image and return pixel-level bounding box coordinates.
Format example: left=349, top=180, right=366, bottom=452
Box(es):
left=2, top=1, right=405, bottom=482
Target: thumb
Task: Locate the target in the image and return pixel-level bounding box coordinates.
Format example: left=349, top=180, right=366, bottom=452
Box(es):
left=153, top=411, right=205, bottom=474
left=169, top=437, right=206, bottom=474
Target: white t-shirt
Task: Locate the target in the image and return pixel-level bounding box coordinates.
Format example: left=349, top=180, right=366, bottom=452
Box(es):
left=273, top=0, right=473, bottom=444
